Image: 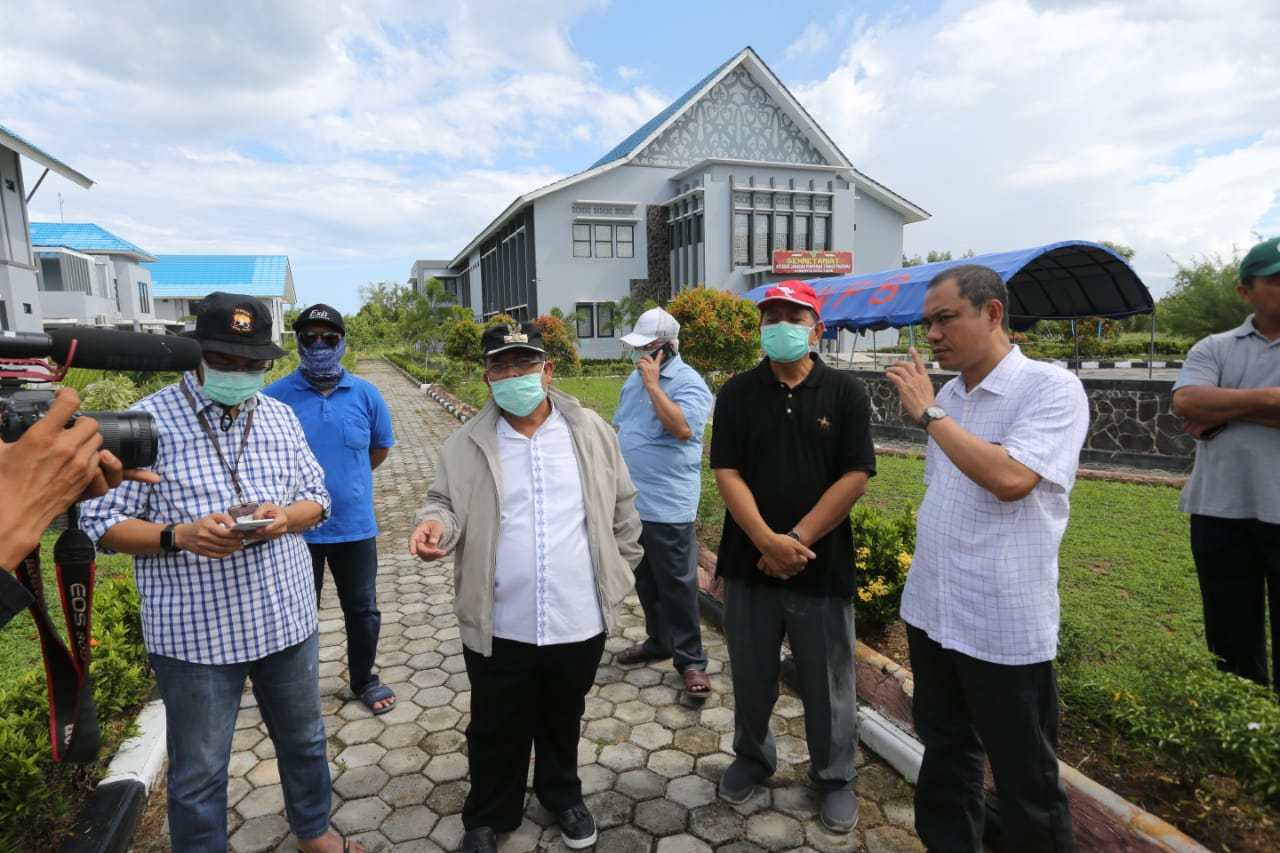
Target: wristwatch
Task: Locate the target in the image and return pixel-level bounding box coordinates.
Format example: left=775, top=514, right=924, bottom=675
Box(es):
left=919, top=406, right=948, bottom=431
left=160, top=523, right=182, bottom=553
left=786, top=529, right=803, bottom=543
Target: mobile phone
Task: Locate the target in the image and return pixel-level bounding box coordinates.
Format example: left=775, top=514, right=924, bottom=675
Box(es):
left=231, top=518, right=273, bottom=532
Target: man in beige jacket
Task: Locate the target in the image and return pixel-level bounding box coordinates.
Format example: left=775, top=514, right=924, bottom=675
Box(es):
left=409, top=322, right=642, bottom=853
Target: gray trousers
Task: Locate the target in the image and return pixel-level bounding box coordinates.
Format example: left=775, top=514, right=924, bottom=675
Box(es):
left=723, top=577, right=857, bottom=790
left=635, top=521, right=707, bottom=672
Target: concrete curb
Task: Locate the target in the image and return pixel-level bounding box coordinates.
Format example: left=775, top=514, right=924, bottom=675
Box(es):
left=62, top=699, right=167, bottom=853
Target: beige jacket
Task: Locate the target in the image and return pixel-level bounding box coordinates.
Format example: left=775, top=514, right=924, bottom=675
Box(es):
left=416, top=388, right=643, bottom=656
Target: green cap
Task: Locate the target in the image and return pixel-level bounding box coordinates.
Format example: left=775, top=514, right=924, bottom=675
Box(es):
left=1240, top=236, right=1280, bottom=281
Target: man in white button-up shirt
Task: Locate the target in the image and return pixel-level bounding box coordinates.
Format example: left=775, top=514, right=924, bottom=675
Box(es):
left=410, top=323, right=643, bottom=853
left=887, top=265, right=1088, bottom=853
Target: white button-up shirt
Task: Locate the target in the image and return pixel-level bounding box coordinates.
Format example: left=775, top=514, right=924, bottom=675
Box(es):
left=900, top=347, right=1089, bottom=665
left=493, top=405, right=605, bottom=646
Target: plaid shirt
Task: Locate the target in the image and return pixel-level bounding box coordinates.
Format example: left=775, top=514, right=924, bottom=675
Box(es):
left=80, top=373, right=331, bottom=664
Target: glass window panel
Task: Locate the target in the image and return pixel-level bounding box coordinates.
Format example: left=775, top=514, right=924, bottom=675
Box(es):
left=696, top=214, right=703, bottom=244
left=775, top=194, right=791, bottom=209
left=754, top=192, right=771, bottom=209
left=597, top=303, right=616, bottom=337
left=814, top=195, right=831, bottom=212
left=595, top=240, right=613, bottom=258
left=753, top=214, right=770, bottom=266
left=593, top=224, right=613, bottom=241
left=573, top=224, right=590, bottom=240
left=733, top=213, right=750, bottom=266
left=794, top=194, right=811, bottom=211
left=617, top=241, right=634, bottom=258
left=573, top=240, right=592, bottom=258
left=793, top=215, right=809, bottom=251
left=616, top=225, right=633, bottom=242
left=733, top=191, right=751, bottom=208
left=773, top=214, right=789, bottom=252
left=814, top=216, right=829, bottom=251
left=575, top=303, right=594, bottom=338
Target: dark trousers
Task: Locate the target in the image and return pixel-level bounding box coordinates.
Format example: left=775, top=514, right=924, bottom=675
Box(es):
left=635, top=520, right=707, bottom=672
left=309, top=537, right=380, bottom=692
left=723, top=578, right=857, bottom=790
left=462, top=633, right=606, bottom=832
left=1190, top=514, right=1280, bottom=690
left=907, top=625, right=1073, bottom=853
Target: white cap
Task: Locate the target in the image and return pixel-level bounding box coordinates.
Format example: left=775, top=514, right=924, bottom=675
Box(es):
left=621, top=307, right=680, bottom=347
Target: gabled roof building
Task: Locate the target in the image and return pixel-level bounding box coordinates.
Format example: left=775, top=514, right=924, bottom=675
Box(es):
left=145, top=255, right=296, bottom=343
left=29, top=221, right=164, bottom=332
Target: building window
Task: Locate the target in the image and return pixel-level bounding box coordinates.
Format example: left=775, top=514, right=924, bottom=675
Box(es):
left=814, top=217, right=829, bottom=252
left=0, top=300, right=8, bottom=331
left=616, top=225, right=634, bottom=258
left=773, top=214, right=789, bottom=253
left=753, top=214, right=769, bottom=266
left=794, top=215, right=809, bottom=251
left=137, top=281, right=151, bottom=314
left=575, top=302, right=594, bottom=338
left=593, top=224, right=614, bottom=258
left=23, top=303, right=33, bottom=314
left=597, top=303, right=616, bottom=337
left=573, top=224, right=591, bottom=258
left=794, top=194, right=811, bottom=211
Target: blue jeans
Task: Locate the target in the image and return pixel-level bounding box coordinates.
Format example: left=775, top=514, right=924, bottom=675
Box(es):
left=150, top=632, right=330, bottom=851
left=309, top=537, right=381, bottom=692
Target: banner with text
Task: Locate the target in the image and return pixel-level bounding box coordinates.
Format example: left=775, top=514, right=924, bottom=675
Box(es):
left=772, top=250, right=853, bottom=275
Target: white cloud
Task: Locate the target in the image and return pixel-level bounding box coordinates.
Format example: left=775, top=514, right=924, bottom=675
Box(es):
left=793, top=0, right=1280, bottom=293
left=617, top=65, right=642, bottom=81
left=785, top=22, right=833, bottom=60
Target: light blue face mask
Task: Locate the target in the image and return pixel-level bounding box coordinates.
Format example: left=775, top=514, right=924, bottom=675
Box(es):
left=490, top=372, right=547, bottom=417
left=202, top=363, right=266, bottom=407
left=760, top=322, right=814, bottom=363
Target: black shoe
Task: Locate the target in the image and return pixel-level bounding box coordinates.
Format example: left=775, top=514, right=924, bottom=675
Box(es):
left=558, top=803, right=598, bottom=849
left=460, top=827, right=497, bottom=853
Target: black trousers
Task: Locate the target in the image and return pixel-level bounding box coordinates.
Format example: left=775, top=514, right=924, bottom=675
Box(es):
left=462, top=633, right=606, bottom=832
left=907, top=625, right=1073, bottom=853
left=1190, top=514, right=1280, bottom=691
left=309, top=538, right=381, bottom=692
left=635, top=521, right=707, bottom=672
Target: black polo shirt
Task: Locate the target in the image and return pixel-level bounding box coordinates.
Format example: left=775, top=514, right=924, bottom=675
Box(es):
left=710, top=354, right=876, bottom=597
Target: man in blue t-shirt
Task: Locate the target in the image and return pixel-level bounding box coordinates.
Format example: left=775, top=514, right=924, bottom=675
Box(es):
left=265, top=304, right=397, bottom=714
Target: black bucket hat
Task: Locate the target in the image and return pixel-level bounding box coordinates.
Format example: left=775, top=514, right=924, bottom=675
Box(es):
left=186, top=291, right=287, bottom=360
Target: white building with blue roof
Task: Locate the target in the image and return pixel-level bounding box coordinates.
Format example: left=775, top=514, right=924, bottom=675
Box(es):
left=0, top=123, right=93, bottom=333
left=29, top=222, right=164, bottom=332
left=145, top=255, right=296, bottom=344
left=423, top=47, right=929, bottom=358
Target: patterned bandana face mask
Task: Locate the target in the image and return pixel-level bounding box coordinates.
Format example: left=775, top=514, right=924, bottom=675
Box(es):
left=299, top=337, right=347, bottom=388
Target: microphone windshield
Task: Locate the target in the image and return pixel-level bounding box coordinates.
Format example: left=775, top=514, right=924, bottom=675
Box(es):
left=47, top=327, right=203, bottom=372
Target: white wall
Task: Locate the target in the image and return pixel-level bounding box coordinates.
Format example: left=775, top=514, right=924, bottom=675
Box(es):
left=111, top=258, right=156, bottom=329
left=0, top=147, right=43, bottom=331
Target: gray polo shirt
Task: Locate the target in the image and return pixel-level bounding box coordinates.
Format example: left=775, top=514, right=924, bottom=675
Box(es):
left=1173, top=315, right=1280, bottom=523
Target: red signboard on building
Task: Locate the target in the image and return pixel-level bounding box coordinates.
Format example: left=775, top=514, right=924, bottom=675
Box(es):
left=772, top=250, right=853, bottom=275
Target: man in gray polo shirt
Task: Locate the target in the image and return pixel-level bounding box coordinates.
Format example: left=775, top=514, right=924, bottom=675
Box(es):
left=1172, top=235, right=1280, bottom=691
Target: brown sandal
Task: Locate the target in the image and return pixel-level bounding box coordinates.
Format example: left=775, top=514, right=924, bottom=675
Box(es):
left=683, top=668, right=712, bottom=696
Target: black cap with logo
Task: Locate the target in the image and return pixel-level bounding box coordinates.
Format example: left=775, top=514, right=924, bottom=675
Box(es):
left=293, top=303, right=346, bottom=334
left=186, top=291, right=287, bottom=360
left=481, top=322, right=546, bottom=359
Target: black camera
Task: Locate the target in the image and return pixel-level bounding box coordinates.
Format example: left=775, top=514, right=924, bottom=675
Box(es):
left=0, top=387, right=159, bottom=468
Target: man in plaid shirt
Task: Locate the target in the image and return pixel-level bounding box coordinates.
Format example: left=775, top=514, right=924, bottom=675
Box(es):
left=81, top=293, right=360, bottom=853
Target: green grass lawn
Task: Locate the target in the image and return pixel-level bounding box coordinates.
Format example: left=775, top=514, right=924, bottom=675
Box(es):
left=0, top=531, right=134, bottom=675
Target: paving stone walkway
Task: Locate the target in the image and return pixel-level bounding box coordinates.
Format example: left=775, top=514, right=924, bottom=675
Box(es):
left=215, top=359, right=925, bottom=853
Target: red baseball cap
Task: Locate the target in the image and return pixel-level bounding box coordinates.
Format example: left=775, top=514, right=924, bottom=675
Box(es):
left=758, top=280, right=822, bottom=316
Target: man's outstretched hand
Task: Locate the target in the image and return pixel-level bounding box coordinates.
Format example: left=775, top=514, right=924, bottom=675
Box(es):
left=409, top=520, right=450, bottom=560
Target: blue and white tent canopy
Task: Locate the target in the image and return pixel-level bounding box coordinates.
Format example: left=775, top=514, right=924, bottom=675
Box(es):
left=744, top=241, right=1153, bottom=333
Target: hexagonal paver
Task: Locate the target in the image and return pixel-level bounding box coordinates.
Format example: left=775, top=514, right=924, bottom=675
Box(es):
left=628, top=721, right=674, bottom=750
left=333, top=765, right=390, bottom=799
left=420, top=706, right=463, bottom=732
left=378, top=722, right=427, bottom=749
left=584, top=717, right=632, bottom=743
left=673, top=727, right=720, bottom=756
left=228, top=814, right=289, bottom=852
left=425, top=751, right=470, bottom=782
left=689, top=802, right=746, bottom=845
left=336, top=742, right=386, bottom=769
left=585, top=789, right=635, bottom=829
left=426, top=780, right=471, bottom=814
left=699, top=706, right=735, bottom=733
left=634, top=798, right=688, bottom=835
left=235, top=782, right=285, bottom=820
left=337, top=717, right=386, bottom=746
left=381, top=804, right=439, bottom=843
left=429, top=813, right=466, bottom=851
left=411, top=668, right=449, bottom=689
left=654, top=704, right=699, bottom=730
left=226, top=776, right=252, bottom=809
left=773, top=695, right=804, bottom=718
left=594, top=825, right=652, bottom=853
left=623, top=667, right=664, bottom=688
left=421, top=728, right=467, bottom=755
left=580, top=763, right=617, bottom=796
left=598, top=682, right=640, bottom=703
left=656, top=833, right=712, bottom=853
left=864, top=826, right=926, bottom=853
left=614, top=767, right=669, bottom=801
left=598, top=741, right=648, bottom=772
left=246, top=758, right=280, bottom=787
left=380, top=745, right=430, bottom=776
left=415, top=685, right=455, bottom=708
left=745, top=811, right=804, bottom=851
left=381, top=773, right=434, bottom=808
left=694, top=752, right=733, bottom=782
left=228, top=750, right=256, bottom=778
left=667, top=774, right=716, bottom=808
left=232, top=727, right=264, bottom=752
left=332, top=796, right=392, bottom=835
left=640, top=685, right=679, bottom=706
left=647, top=749, right=695, bottom=779
left=583, top=696, right=614, bottom=720
left=614, top=700, right=656, bottom=726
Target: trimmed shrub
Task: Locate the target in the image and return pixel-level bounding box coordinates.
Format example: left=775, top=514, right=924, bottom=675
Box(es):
left=533, top=314, right=581, bottom=376
left=852, top=504, right=916, bottom=631
left=444, top=318, right=484, bottom=362
left=667, top=287, right=760, bottom=377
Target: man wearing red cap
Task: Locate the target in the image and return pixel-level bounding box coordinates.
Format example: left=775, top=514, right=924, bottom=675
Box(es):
left=710, top=281, right=876, bottom=833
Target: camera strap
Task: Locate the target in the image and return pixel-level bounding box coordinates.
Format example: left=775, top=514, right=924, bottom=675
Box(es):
left=16, top=525, right=101, bottom=763
left=181, top=381, right=255, bottom=504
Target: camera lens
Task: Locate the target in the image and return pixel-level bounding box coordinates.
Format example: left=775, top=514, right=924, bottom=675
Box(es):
left=82, top=411, right=159, bottom=469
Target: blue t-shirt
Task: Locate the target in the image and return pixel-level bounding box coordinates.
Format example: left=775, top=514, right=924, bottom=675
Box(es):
left=263, top=370, right=395, bottom=543
left=612, top=355, right=713, bottom=523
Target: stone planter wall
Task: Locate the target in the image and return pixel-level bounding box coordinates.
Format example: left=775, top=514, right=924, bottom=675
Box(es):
left=849, top=369, right=1196, bottom=472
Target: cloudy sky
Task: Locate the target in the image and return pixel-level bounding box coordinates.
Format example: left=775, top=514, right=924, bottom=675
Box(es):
left=2, top=0, right=1277, bottom=312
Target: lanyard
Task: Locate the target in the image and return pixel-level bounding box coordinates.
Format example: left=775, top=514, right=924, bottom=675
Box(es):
left=180, top=380, right=256, bottom=504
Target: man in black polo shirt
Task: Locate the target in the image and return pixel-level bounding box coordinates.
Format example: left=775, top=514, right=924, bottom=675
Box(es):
left=710, top=281, right=876, bottom=834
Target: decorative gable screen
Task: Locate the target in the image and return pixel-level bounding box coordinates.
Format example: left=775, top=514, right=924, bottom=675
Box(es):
left=632, top=67, right=828, bottom=168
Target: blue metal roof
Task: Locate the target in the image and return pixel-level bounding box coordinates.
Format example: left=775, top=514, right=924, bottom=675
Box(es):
left=589, top=50, right=743, bottom=169
left=145, top=255, right=294, bottom=299
left=29, top=222, right=156, bottom=260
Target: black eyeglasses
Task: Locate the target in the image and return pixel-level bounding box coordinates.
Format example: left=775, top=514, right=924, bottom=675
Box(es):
left=298, top=331, right=343, bottom=348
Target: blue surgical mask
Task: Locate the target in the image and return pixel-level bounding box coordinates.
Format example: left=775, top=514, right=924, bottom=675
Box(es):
left=490, top=372, right=547, bottom=417
left=202, top=363, right=266, bottom=406
left=299, top=337, right=347, bottom=388
left=761, top=322, right=813, bottom=363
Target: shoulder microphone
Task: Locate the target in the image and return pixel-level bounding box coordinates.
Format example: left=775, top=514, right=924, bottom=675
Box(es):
left=0, top=327, right=204, bottom=372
